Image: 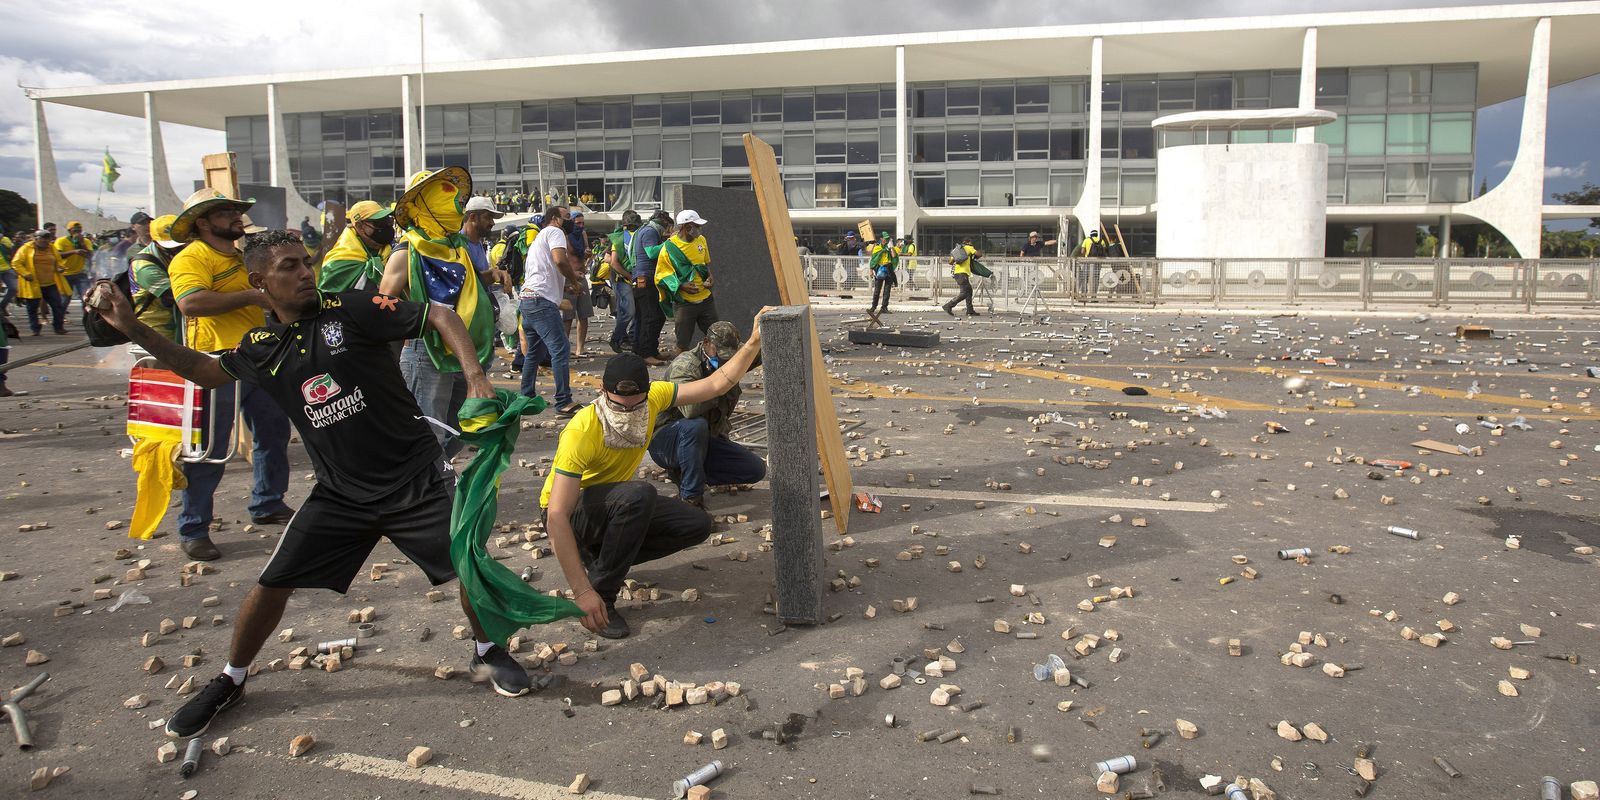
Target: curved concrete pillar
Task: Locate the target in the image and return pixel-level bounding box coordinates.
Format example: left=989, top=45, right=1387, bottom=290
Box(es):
left=1455, top=17, right=1549, bottom=258
left=893, top=45, right=923, bottom=241
left=145, top=92, right=185, bottom=217
left=265, top=83, right=323, bottom=228
left=1295, top=28, right=1319, bottom=144
left=30, top=99, right=122, bottom=233
left=1072, top=37, right=1104, bottom=239
left=401, top=74, right=423, bottom=179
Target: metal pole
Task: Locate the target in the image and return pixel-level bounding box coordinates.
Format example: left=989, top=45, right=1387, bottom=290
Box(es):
left=418, top=14, right=426, bottom=159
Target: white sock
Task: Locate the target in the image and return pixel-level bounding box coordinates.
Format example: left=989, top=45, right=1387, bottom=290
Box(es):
left=475, top=641, right=495, bottom=656
left=222, top=663, right=248, bottom=685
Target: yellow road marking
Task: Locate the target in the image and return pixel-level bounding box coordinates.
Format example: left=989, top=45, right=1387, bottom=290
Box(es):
left=320, top=752, right=651, bottom=800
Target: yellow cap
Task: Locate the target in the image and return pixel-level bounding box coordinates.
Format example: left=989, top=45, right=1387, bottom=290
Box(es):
left=347, top=200, right=394, bottom=223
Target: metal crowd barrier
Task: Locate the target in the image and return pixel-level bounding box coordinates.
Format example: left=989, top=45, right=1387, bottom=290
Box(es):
left=799, top=255, right=1599, bottom=311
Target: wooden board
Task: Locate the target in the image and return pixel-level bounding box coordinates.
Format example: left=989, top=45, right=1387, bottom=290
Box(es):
left=745, top=133, right=853, bottom=534
left=201, top=153, right=240, bottom=199
left=857, top=220, right=877, bottom=244
left=1411, top=439, right=1465, bottom=455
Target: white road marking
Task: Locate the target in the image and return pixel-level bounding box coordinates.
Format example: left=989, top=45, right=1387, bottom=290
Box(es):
left=321, top=752, right=653, bottom=800
left=869, top=485, right=1223, bottom=513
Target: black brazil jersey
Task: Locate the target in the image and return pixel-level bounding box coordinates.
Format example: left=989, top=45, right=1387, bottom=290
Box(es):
left=219, top=291, right=443, bottom=502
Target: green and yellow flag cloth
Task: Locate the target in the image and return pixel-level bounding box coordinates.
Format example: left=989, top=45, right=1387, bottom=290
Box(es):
left=102, top=149, right=120, bottom=192
left=318, top=224, right=391, bottom=293
left=451, top=390, right=582, bottom=645
left=652, top=234, right=710, bottom=316
left=397, top=170, right=495, bottom=373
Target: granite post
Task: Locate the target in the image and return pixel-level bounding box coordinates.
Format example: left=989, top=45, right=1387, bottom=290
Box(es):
left=760, top=305, right=825, bottom=625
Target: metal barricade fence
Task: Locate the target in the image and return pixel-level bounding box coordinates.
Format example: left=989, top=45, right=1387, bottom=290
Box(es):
left=799, top=255, right=1599, bottom=311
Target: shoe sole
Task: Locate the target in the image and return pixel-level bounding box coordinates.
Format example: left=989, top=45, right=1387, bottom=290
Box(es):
left=470, top=662, right=531, bottom=698
left=164, top=691, right=243, bottom=739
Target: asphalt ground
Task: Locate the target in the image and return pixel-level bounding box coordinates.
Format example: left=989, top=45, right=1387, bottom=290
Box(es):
left=1, top=300, right=1598, bottom=799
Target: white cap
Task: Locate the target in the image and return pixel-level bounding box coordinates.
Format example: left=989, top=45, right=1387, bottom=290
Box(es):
left=675, top=209, right=709, bottom=226
left=464, top=196, right=505, bottom=218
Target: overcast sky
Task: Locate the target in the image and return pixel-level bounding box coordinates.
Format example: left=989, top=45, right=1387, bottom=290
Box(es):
left=2, top=0, right=1595, bottom=224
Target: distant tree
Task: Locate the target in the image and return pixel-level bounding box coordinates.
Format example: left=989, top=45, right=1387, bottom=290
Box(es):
left=0, top=189, right=36, bottom=234
left=1551, top=182, right=1600, bottom=230
left=1476, top=178, right=1489, bottom=199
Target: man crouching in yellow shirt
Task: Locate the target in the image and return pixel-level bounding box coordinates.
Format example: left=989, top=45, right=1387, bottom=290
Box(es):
left=539, top=316, right=767, bottom=639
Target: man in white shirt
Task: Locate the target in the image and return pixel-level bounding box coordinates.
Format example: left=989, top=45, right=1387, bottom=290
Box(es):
left=519, top=205, right=585, bottom=414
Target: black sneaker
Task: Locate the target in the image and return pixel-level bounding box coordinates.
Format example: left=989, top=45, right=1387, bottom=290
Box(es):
left=599, top=603, right=631, bottom=640
left=470, top=645, right=532, bottom=697
left=165, top=674, right=245, bottom=738
left=942, top=305, right=956, bottom=317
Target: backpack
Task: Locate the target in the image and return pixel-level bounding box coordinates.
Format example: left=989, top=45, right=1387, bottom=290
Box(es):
left=949, top=244, right=968, bottom=263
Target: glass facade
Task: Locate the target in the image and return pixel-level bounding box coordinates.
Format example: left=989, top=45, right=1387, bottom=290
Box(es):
left=223, top=64, right=1477, bottom=212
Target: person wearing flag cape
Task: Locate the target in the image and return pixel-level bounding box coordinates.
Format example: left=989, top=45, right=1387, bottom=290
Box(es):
left=87, top=228, right=592, bottom=743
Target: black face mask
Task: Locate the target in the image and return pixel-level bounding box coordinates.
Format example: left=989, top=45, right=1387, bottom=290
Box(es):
left=366, top=220, right=394, bottom=245
left=561, top=218, right=575, bottom=234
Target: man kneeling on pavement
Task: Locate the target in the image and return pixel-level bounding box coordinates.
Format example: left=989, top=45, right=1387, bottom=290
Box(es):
left=649, top=320, right=767, bottom=510
left=540, top=315, right=767, bottom=640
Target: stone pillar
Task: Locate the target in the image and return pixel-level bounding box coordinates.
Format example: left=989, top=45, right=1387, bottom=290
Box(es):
left=29, top=98, right=117, bottom=233
left=760, top=305, right=826, bottom=625
left=1456, top=17, right=1549, bottom=258
left=145, top=92, right=185, bottom=217
left=893, top=45, right=919, bottom=241
left=1073, top=37, right=1104, bottom=238
left=265, top=83, right=323, bottom=228
left=1296, top=28, right=1319, bottom=144
left=401, top=74, right=423, bottom=180
left=1440, top=214, right=1453, bottom=258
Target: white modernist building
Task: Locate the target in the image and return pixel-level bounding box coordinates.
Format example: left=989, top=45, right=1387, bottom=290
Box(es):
left=24, top=2, right=1600, bottom=258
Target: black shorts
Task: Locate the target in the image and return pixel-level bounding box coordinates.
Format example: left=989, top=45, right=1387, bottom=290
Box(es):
left=258, top=463, right=456, bottom=593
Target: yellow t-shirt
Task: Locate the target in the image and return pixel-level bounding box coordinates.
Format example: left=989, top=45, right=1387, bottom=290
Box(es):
left=53, top=235, right=94, bottom=276
left=169, top=239, right=263, bottom=353
left=540, top=381, right=679, bottom=508
left=952, top=244, right=977, bottom=275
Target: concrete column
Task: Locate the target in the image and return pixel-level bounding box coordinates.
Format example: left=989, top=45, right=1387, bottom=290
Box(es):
left=145, top=92, right=186, bottom=216
left=1073, top=37, right=1103, bottom=238
left=1440, top=214, right=1453, bottom=257
left=266, top=83, right=323, bottom=227
left=401, top=74, right=422, bottom=179
left=893, top=46, right=920, bottom=241
left=760, top=305, right=826, bottom=626
left=1295, top=28, right=1318, bottom=144
left=29, top=98, right=116, bottom=233
left=1456, top=17, right=1549, bottom=258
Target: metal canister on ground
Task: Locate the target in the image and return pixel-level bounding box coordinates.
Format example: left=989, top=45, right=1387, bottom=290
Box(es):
left=1541, top=776, right=1562, bottom=800
left=1224, top=784, right=1249, bottom=800
left=1385, top=526, right=1420, bottom=540
left=1277, top=547, right=1312, bottom=559
left=179, top=737, right=204, bottom=778
left=1093, top=754, right=1138, bottom=775
left=672, top=760, right=724, bottom=798
left=317, top=637, right=357, bottom=654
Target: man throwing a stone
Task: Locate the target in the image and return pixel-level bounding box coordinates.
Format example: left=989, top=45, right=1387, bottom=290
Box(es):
left=92, top=230, right=589, bottom=740
left=541, top=324, right=766, bottom=639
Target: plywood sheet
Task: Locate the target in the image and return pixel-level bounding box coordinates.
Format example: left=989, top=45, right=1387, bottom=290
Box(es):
left=744, top=133, right=853, bottom=533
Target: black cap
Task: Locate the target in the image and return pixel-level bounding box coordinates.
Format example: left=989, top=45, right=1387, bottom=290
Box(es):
left=602, top=354, right=650, bottom=396
left=129, top=211, right=153, bottom=225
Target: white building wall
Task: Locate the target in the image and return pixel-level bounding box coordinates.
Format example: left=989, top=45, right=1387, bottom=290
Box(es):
left=1155, top=143, right=1327, bottom=259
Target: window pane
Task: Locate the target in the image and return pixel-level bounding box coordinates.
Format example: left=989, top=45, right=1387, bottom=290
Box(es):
left=1122, top=127, right=1154, bottom=159
left=1316, top=70, right=1348, bottom=101
left=753, top=94, right=782, bottom=121
left=691, top=99, right=720, bottom=124
left=913, top=131, right=944, bottom=163
left=1349, top=70, right=1386, bottom=107
left=1196, top=77, right=1232, bottom=110
left=633, top=101, right=660, bottom=124
left=1430, top=168, right=1470, bottom=202
left=947, top=129, right=979, bottom=160
left=1348, top=170, right=1384, bottom=203
left=633, top=176, right=660, bottom=203
left=1050, top=128, right=1085, bottom=160
left=1016, top=129, right=1048, bottom=158
left=1122, top=79, right=1156, bottom=113
left=847, top=90, right=878, bottom=120
left=913, top=175, right=945, bottom=207
left=692, top=131, right=718, bottom=161
left=847, top=137, right=878, bottom=165
left=782, top=95, right=813, bottom=123
left=1016, top=83, right=1049, bottom=113
left=1015, top=167, right=1047, bottom=198
left=722, top=140, right=748, bottom=168
left=1122, top=172, right=1155, bottom=206
left=1432, top=68, right=1476, bottom=105
left=785, top=178, right=814, bottom=208
left=1386, top=162, right=1427, bottom=199
left=980, top=85, right=1014, bottom=116
left=604, top=148, right=630, bottom=170
left=914, top=87, right=945, bottom=118
left=470, top=141, right=495, bottom=170
left=815, top=172, right=845, bottom=207
left=1158, top=78, right=1194, bottom=110
left=1314, top=116, right=1346, bottom=156
left=946, top=86, right=979, bottom=115
left=663, top=137, right=690, bottom=169
left=981, top=172, right=1013, bottom=206
left=1049, top=82, right=1084, bottom=114
left=1388, top=67, right=1430, bottom=104
left=980, top=130, right=1013, bottom=161
left=815, top=92, right=846, bottom=119
left=496, top=146, right=521, bottom=174
left=1430, top=113, right=1472, bottom=155
left=947, top=168, right=978, bottom=198
left=603, top=103, right=632, bottom=130
left=496, top=106, right=517, bottom=136
left=522, top=104, right=548, bottom=131
left=846, top=175, right=877, bottom=208
left=547, top=104, right=575, bottom=132
left=1386, top=113, right=1428, bottom=154
left=1269, top=72, right=1300, bottom=107
left=633, top=133, right=660, bottom=162
left=784, top=132, right=814, bottom=164
left=816, top=132, right=846, bottom=165
left=662, top=101, right=691, bottom=127
left=720, top=97, right=751, bottom=125
left=469, top=105, right=495, bottom=133
left=1346, top=115, right=1385, bottom=156
left=1050, top=172, right=1083, bottom=206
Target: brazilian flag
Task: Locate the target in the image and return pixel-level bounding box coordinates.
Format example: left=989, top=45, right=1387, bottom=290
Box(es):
left=101, top=149, right=120, bottom=192
left=451, top=390, right=582, bottom=645
left=402, top=228, right=496, bottom=373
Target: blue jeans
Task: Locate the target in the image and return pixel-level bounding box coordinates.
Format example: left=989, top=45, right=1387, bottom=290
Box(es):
left=66, top=272, right=91, bottom=304
left=179, top=381, right=292, bottom=541
left=518, top=294, right=571, bottom=406
left=400, top=340, right=469, bottom=458
left=0, top=270, right=17, bottom=311
left=609, top=278, right=635, bottom=350
left=648, top=417, right=768, bottom=500
left=23, top=285, right=68, bottom=333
